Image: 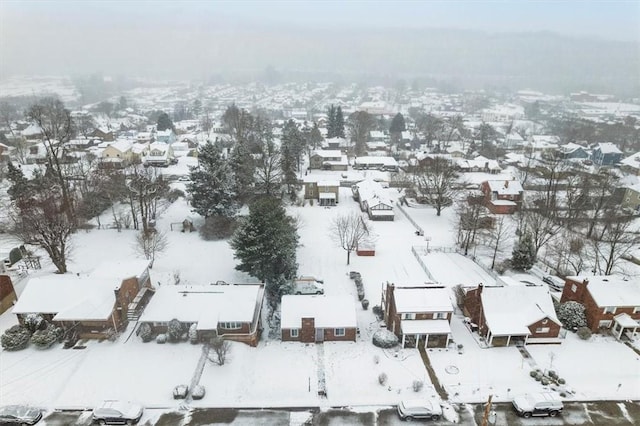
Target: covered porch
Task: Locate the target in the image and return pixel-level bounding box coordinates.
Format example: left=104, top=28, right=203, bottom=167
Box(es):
left=485, top=323, right=530, bottom=347
left=613, top=313, right=640, bottom=340
left=319, top=192, right=337, bottom=206
left=400, top=319, right=451, bottom=349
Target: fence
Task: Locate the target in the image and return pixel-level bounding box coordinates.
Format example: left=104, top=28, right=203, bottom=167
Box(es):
left=396, top=203, right=424, bottom=235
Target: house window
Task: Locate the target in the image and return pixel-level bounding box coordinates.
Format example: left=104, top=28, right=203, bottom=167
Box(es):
left=433, top=312, right=447, bottom=320
left=335, top=328, right=346, bottom=337
left=599, top=320, right=612, bottom=329
left=542, top=319, right=548, bottom=325
left=634, top=307, right=640, bottom=314
left=290, top=329, right=299, bottom=338
left=571, top=284, right=577, bottom=293
left=220, top=322, right=242, bottom=330
left=535, top=327, right=550, bottom=333
left=401, top=313, right=416, bottom=320
left=603, top=307, right=616, bottom=315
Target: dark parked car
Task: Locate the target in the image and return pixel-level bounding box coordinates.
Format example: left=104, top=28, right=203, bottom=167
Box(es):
left=92, top=401, right=143, bottom=425
left=0, top=405, right=42, bottom=425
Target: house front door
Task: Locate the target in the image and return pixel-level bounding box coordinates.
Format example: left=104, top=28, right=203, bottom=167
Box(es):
left=315, top=328, right=324, bottom=342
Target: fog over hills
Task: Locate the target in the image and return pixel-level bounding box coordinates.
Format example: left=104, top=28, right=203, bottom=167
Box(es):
left=1, top=1, right=638, bottom=96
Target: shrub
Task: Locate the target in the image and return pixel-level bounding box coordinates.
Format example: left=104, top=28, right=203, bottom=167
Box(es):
left=577, top=326, right=592, bottom=340
left=372, top=329, right=399, bottom=348
left=560, top=392, right=567, bottom=397
left=548, top=370, right=558, bottom=379
left=189, top=323, right=198, bottom=344
left=541, top=378, right=550, bottom=386
left=412, top=380, right=424, bottom=392
left=192, top=384, right=205, bottom=400
left=372, top=305, right=384, bottom=320
left=378, top=372, right=388, bottom=385
left=530, top=370, right=538, bottom=378
left=558, top=378, right=566, bottom=385
left=557, top=301, right=587, bottom=330
left=361, top=299, right=370, bottom=310
left=156, top=334, right=167, bottom=344
left=167, top=319, right=184, bottom=342
left=138, top=323, right=153, bottom=343
left=173, top=384, right=188, bottom=399
left=23, top=314, right=45, bottom=333
left=30, top=324, right=61, bottom=349
left=1, top=325, right=31, bottom=351
left=167, top=188, right=185, bottom=203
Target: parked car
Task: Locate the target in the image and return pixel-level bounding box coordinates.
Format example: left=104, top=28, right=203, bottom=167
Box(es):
left=397, top=398, right=442, bottom=421
left=292, top=279, right=324, bottom=295
left=512, top=392, right=563, bottom=418
left=92, top=400, right=143, bottom=425
left=542, top=275, right=565, bottom=292
left=0, top=405, right=42, bottom=425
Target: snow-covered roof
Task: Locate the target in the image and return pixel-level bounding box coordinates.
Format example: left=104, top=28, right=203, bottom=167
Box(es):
left=354, top=156, right=398, bottom=166
left=567, top=275, right=640, bottom=307
left=393, top=286, right=453, bottom=313
left=485, top=179, right=523, bottom=195
left=481, top=285, right=560, bottom=336
left=312, top=150, right=342, bottom=158
left=280, top=295, right=356, bottom=329
left=139, top=284, right=263, bottom=326
left=105, top=139, right=133, bottom=153
left=594, top=142, right=622, bottom=154
left=620, top=152, right=640, bottom=170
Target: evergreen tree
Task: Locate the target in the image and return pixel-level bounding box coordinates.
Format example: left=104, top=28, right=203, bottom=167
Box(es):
left=326, top=105, right=336, bottom=138
left=557, top=301, right=587, bottom=330
left=229, top=196, right=299, bottom=302
left=229, top=141, right=255, bottom=200
left=511, top=232, right=536, bottom=270
left=389, top=112, right=406, bottom=148
left=310, top=122, right=323, bottom=150
left=156, top=112, right=174, bottom=132
left=280, top=120, right=304, bottom=199
left=187, top=141, right=238, bottom=218
left=335, top=106, right=345, bottom=138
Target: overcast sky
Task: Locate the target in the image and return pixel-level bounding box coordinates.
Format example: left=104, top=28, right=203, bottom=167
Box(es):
left=0, top=0, right=639, bottom=88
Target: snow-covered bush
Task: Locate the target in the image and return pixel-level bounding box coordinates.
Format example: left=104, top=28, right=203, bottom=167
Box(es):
left=412, top=380, right=424, bottom=392
left=189, top=323, right=198, bottom=344
left=372, top=329, right=398, bottom=348
left=378, top=372, right=388, bottom=385
left=173, top=384, right=188, bottom=399
left=23, top=314, right=45, bottom=333
left=577, top=326, right=592, bottom=340
left=156, top=333, right=167, bottom=344
left=372, top=305, right=384, bottom=320
left=558, top=378, right=566, bottom=385
left=1, top=325, right=31, bottom=351
left=192, top=384, right=206, bottom=400
left=557, top=301, right=587, bottom=330
left=361, top=299, right=370, bottom=310
left=548, top=370, right=557, bottom=379
left=167, top=318, right=184, bottom=342
left=30, top=324, right=61, bottom=349
left=541, top=377, right=550, bottom=385
left=138, top=323, right=153, bottom=342
left=357, top=287, right=365, bottom=301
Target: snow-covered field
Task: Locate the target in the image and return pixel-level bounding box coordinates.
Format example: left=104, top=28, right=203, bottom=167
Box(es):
left=1, top=177, right=639, bottom=412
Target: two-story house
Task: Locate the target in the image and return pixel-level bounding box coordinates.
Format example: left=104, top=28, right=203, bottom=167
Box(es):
left=591, top=142, right=623, bottom=166
left=480, top=179, right=524, bottom=214
left=382, top=283, right=453, bottom=348
left=620, top=152, right=640, bottom=176
left=309, top=150, right=348, bottom=171
left=100, top=139, right=134, bottom=168
left=143, top=142, right=175, bottom=167
left=560, top=276, right=640, bottom=339
left=303, top=178, right=340, bottom=206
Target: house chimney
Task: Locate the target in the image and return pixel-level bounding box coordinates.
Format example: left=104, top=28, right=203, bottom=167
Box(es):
left=583, top=279, right=589, bottom=287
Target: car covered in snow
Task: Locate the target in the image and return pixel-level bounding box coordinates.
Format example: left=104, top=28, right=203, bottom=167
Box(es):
left=512, top=392, right=563, bottom=418
left=292, top=278, right=324, bottom=295
left=92, top=400, right=143, bottom=425
left=397, top=398, right=442, bottom=421
left=0, top=405, right=42, bottom=425
left=542, top=275, right=565, bottom=292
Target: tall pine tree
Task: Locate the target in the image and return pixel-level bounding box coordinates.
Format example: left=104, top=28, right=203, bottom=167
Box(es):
left=335, top=106, right=345, bottom=138
left=187, top=141, right=238, bottom=218
left=326, top=105, right=336, bottom=138
left=511, top=232, right=536, bottom=271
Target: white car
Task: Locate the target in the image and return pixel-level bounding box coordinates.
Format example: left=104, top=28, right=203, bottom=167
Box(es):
left=92, top=400, right=143, bottom=425
left=512, top=392, right=563, bottom=418
left=293, top=279, right=324, bottom=295
left=397, top=398, right=443, bottom=421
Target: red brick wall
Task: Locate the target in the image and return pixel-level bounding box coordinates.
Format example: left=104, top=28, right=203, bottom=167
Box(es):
left=300, top=318, right=315, bottom=343
left=528, top=317, right=561, bottom=338
left=561, top=278, right=618, bottom=332
left=0, top=275, right=17, bottom=314
left=324, top=327, right=356, bottom=342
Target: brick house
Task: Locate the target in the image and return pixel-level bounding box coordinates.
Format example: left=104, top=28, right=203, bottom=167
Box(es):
left=382, top=283, right=453, bottom=348
left=281, top=295, right=357, bottom=343
left=480, top=179, right=524, bottom=214
left=463, top=284, right=562, bottom=346
left=0, top=275, right=17, bottom=315
left=560, top=276, right=640, bottom=339
left=12, top=260, right=152, bottom=339
left=138, top=283, right=265, bottom=347
left=303, top=179, right=340, bottom=206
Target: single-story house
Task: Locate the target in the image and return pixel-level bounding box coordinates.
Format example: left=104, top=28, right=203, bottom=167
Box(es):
left=12, top=260, right=152, bottom=339
left=382, top=283, right=454, bottom=348
left=353, top=156, right=398, bottom=172
left=281, top=295, right=357, bottom=342
left=352, top=179, right=394, bottom=221
left=560, top=275, right=640, bottom=338
left=143, top=142, right=175, bottom=167
left=464, top=284, right=562, bottom=346
left=138, top=283, right=264, bottom=347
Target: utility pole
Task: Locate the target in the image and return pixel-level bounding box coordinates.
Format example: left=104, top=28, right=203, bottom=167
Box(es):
left=481, top=394, right=493, bottom=426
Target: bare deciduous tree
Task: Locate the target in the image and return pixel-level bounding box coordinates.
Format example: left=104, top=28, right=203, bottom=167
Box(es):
left=415, top=157, right=458, bottom=216
left=347, top=110, right=375, bottom=156
left=487, top=215, right=513, bottom=269
left=208, top=336, right=231, bottom=366
left=591, top=214, right=639, bottom=275
left=134, top=229, right=168, bottom=268
left=330, top=212, right=371, bottom=265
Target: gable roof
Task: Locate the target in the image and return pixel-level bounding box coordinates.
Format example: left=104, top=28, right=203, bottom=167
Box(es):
left=484, top=179, right=523, bottom=195
left=594, top=142, right=622, bottom=154
left=568, top=275, right=640, bottom=307
left=393, top=286, right=453, bottom=313
left=281, top=295, right=356, bottom=329
left=481, top=286, right=560, bottom=336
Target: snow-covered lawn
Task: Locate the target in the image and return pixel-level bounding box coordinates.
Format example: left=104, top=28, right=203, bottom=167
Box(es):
left=1, top=184, right=639, bottom=410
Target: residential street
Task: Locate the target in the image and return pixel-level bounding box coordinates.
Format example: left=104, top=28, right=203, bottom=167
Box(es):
left=41, top=400, right=640, bottom=425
